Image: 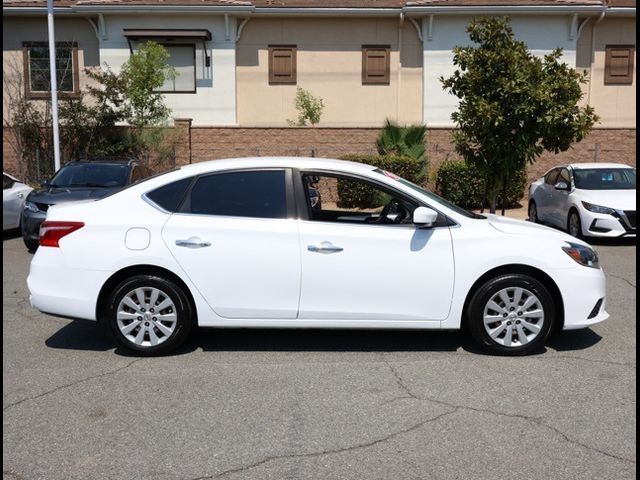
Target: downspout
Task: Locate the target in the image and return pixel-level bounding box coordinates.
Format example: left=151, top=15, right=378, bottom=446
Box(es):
left=397, top=12, right=404, bottom=123
left=588, top=6, right=607, bottom=105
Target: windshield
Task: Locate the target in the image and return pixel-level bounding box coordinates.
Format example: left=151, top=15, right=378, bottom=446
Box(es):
left=50, top=163, right=129, bottom=188
left=374, top=169, right=485, bottom=219
left=574, top=168, right=636, bottom=190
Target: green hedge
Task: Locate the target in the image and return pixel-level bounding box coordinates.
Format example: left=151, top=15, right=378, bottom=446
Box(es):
left=338, top=154, right=427, bottom=208
left=435, top=160, right=526, bottom=209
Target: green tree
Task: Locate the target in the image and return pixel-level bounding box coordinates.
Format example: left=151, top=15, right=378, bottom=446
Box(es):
left=377, top=119, right=427, bottom=162
left=119, top=41, right=177, bottom=127
left=58, top=42, right=178, bottom=167
left=441, top=17, right=598, bottom=214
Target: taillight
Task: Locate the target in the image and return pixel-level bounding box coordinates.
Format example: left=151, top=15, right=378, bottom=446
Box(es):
left=39, top=221, right=85, bottom=247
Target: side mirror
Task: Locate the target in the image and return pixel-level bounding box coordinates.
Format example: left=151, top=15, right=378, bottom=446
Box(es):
left=413, top=206, right=438, bottom=228
left=554, top=181, right=570, bottom=191
left=39, top=179, right=51, bottom=188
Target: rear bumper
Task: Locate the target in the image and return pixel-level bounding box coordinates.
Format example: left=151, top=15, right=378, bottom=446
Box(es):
left=27, top=247, right=110, bottom=321
left=553, top=264, right=609, bottom=330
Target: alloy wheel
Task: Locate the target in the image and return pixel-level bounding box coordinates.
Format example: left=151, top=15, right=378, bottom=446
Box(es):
left=116, top=287, right=178, bottom=347
left=483, top=287, right=545, bottom=348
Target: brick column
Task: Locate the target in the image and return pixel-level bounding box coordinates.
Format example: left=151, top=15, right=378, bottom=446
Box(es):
left=173, top=118, right=192, bottom=166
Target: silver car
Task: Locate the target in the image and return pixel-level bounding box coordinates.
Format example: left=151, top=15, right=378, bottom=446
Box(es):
left=3, top=172, right=32, bottom=231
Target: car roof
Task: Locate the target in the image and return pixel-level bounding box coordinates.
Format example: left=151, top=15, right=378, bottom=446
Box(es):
left=179, top=157, right=378, bottom=175
left=569, top=163, right=634, bottom=170
left=68, top=159, right=136, bottom=166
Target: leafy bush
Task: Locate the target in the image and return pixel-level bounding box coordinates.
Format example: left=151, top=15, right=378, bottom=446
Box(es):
left=287, top=87, right=325, bottom=126
left=337, top=154, right=426, bottom=208
left=435, top=160, right=527, bottom=210
left=376, top=119, right=426, bottom=162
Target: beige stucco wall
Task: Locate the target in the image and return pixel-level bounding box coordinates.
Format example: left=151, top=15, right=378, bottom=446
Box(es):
left=578, top=17, right=636, bottom=128
left=236, top=18, right=423, bottom=127
left=3, top=16, right=99, bottom=122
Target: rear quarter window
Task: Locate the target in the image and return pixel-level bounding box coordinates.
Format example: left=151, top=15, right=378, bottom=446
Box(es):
left=145, top=177, right=193, bottom=212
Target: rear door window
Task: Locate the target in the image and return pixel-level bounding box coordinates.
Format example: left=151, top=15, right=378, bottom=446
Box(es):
left=183, top=170, right=288, bottom=219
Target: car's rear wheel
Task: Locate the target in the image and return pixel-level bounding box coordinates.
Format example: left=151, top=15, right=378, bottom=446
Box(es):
left=568, top=210, right=583, bottom=239
left=105, top=274, right=193, bottom=355
left=528, top=201, right=539, bottom=223
left=467, top=274, right=555, bottom=355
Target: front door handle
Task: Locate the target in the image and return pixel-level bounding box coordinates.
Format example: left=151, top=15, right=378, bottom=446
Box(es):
left=307, top=241, right=344, bottom=254
left=175, top=237, right=211, bottom=249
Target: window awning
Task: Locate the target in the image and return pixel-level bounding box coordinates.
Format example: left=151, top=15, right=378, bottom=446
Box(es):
left=123, top=29, right=212, bottom=41
left=123, top=29, right=212, bottom=67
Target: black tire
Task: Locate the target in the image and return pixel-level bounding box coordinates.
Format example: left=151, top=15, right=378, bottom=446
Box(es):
left=23, top=237, right=39, bottom=253
left=528, top=200, right=539, bottom=223
left=104, top=274, right=194, bottom=355
left=467, top=274, right=556, bottom=356
left=568, top=209, right=583, bottom=239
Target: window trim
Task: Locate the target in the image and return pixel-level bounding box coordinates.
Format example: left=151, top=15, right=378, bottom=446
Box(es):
left=294, top=169, right=453, bottom=229
left=22, top=41, right=80, bottom=99
left=604, top=45, right=635, bottom=85
left=362, top=45, right=391, bottom=86
left=176, top=168, right=296, bottom=220
left=268, top=45, right=297, bottom=85
left=151, top=42, right=197, bottom=94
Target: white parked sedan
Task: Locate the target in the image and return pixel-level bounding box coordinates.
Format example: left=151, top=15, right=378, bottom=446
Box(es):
left=529, top=163, right=636, bottom=238
left=3, top=172, right=32, bottom=231
left=28, top=157, right=608, bottom=356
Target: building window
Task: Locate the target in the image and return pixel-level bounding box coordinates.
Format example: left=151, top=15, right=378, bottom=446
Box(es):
left=362, top=46, right=390, bottom=85
left=604, top=45, right=635, bottom=85
left=23, top=41, right=79, bottom=98
left=269, top=46, right=296, bottom=84
left=156, top=44, right=197, bottom=93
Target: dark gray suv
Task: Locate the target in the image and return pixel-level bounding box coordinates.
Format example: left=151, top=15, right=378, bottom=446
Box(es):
left=21, top=159, right=151, bottom=251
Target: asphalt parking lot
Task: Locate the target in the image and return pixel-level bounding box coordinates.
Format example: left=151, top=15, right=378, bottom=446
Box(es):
left=2, top=234, right=636, bottom=480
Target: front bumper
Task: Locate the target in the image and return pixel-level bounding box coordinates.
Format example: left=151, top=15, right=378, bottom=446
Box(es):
left=21, top=209, right=46, bottom=242
left=581, top=209, right=636, bottom=238
left=553, top=264, right=609, bottom=330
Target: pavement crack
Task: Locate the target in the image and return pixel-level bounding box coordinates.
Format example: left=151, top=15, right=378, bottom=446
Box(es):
left=379, top=359, right=636, bottom=465
left=3, top=358, right=144, bottom=413
left=191, top=409, right=458, bottom=479
left=607, top=273, right=636, bottom=289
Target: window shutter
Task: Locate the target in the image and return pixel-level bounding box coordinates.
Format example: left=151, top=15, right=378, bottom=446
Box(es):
left=362, top=46, right=390, bottom=85
left=269, top=46, right=296, bottom=84
left=605, top=46, right=635, bottom=85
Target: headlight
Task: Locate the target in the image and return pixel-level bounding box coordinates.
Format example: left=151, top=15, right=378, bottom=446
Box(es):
left=23, top=201, right=40, bottom=213
left=562, top=242, right=600, bottom=269
left=582, top=201, right=616, bottom=215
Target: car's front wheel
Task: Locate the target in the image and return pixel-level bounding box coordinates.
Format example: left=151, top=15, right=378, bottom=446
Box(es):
left=105, top=274, right=194, bottom=355
left=568, top=210, right=583, bottom=239
left=467, top=274, right=555, bottom=355
left=528, top=201, right=539, bottom=223
left=23, top=237, right=39, bottom=252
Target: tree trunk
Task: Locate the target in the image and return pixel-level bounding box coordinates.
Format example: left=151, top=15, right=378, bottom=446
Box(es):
left=489, top=188, right=498, bottom=214
left=501, top=174, right=507, bottom=216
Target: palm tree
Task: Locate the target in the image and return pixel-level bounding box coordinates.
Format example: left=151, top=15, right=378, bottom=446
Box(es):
left=376, top=119, right=427, bottom=162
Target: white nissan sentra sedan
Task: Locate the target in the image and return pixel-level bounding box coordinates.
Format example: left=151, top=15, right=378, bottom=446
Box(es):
left=529, top=163, right=636, bottom=238
left=27, top=157, right=608, bottom=356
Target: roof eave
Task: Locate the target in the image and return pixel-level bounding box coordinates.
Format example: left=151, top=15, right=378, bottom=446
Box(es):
left=403, top=5, right=608, bottom=15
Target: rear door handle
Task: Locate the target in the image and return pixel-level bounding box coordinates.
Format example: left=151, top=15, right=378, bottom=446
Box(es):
left=175, top=237, right=211, bottom=249
left=307, top=241, right=344, bottom=254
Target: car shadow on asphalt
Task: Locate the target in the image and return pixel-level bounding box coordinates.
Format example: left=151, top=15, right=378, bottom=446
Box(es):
left=45, top=320, right=603, bottom=358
